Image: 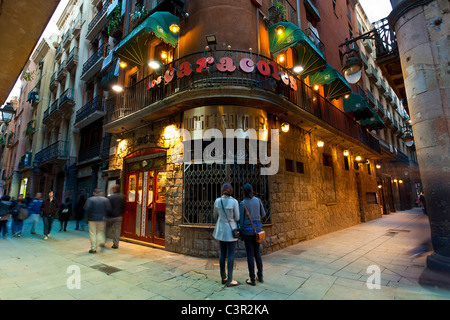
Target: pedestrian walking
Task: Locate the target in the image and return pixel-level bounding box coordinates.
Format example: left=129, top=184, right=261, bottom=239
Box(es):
left=212, top=183, right=240, bottom=287
left=27, top=192, right=43, bottom=235
left=84, top=188, right=111, bottom=253
left=419, top=192, right=427, bottom=214
left=40, top=190, right=59, bottom=240
left=74, top=194, right=87, bottom=231
left=239, top=184, right=266, bottom=286
left=58, top=197, right=72, bottom=232
left=11, top=198, right=28, bottom=237
left=0, top=195, right=13, bottom=239
left=106, top=185, right=124, bottom=249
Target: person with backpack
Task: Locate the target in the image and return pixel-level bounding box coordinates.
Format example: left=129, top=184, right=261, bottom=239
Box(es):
left=58, top=197, right=72, bottom=232
left=0, top=195, right=13, bottom=239
left=11, top=198, right=29, bottom=237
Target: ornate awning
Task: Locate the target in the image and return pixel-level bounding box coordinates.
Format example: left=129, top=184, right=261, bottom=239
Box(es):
left=309, top=64, right=351, bottom=100
left=269, top=22, right=326, bottom=78
left=115, top=11, right=179, bottom=66
left=344, top=92, right=384, bottom=129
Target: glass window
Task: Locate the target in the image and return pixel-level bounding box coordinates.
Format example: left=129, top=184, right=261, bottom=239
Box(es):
left=128, top=175, right=136, bottom=202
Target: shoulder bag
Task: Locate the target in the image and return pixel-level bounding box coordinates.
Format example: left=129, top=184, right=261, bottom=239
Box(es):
left=242, top=201, right=265, bottom=243
left=220, top=199, right=241, bottom=239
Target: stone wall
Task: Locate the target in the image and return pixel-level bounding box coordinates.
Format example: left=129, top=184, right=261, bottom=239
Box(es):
left=164, top=118, right=381, bottom=258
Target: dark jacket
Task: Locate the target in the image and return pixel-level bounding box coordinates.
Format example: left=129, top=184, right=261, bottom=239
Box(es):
left=107, top=192, right=125, bottom=218
left=239, top=197, right=266, bottom=236
left=58, top=201, right=72, bottom=221
left=12, top=203, right=28, bottom=221
left=84, top=195, right=111, bottom=222
left=40, top=198, right=59, bottom=217
left=74, top=197, right=86, bottom=220
left=28, top=198, right=43, bottom=215
left=0, top=200, right=13, bottom=221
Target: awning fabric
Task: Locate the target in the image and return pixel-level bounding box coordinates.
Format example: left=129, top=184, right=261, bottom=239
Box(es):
left=269, top=22, right=326, bottom=78
left=115, top=11, right=179, bottom=66
left=309, top=64, right=351, bottom=100
left=344, top=92, right=384, bottom=129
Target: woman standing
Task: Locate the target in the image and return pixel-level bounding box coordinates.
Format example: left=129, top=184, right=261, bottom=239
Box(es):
left=40, top=190, right=59, bottom=240
left=74, top=195, right=86, bottom=231
left=58, top=197, right=72, bottom=232
left=239, top=184, right=266, bottom=286
left=212, top=183, right=240, bottom=287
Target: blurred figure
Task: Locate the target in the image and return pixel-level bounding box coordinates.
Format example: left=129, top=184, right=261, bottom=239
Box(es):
left=0, top=195, right=13, bottom=239
left=11, top=198, right=28, bottom=237
left=27, top=192, right=43, bottom=235
left=58, top=197, right=72, bottom=232
left=40, top=190, right=59, bottom=240
left=106, top=185, right=124, bottom=249
left=74, top=194, right=87, bottom=231
left=84, top=188, right=111, bottom=253
left=419, top=192, right=427, bottom=214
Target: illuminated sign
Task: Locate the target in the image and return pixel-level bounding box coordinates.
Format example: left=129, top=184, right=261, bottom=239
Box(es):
left=147, top=56, right=298, bottom=91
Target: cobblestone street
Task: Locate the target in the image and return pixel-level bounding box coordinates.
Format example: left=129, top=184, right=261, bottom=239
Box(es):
left=0, top=208, right=449, bottom=301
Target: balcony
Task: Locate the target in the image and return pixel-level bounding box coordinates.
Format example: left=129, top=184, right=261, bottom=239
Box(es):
left=34, top=141, right=68, bottom=166
left=375, top=100, right=385, bottom=116
left=81, top=43, right=109, bottom=81
left=367, top=65, right=378, bottom=83
left=62, top=31, right=71, bottom=50
left=86, top=2, right=109, bottom=41
left=56, top=61, right=68, bottom=82
left=59, top=88, right=75, bottom=112
left=23, top=120, right=35, bottom=137
left=391, top=119, right=399, bottom=132
left=66, top=47, right=78, bottom=72
left=383, top=110, right=392, bottom=125
left=366, top=90, right=376, bottom=107
left=104, top=50, right=380, bottom=155
left=74, top=96, right=105, bottom=128
left=72, top=13, right=83, bottom=36
left=43, top=99, right=59, bottom=123
left=78, top=141, right=101, bottom=163
left=303, top=27, right=326, bottom=60
left=360, top=52, right=369, bottom=70
left=18, top=152, right=33, bottom=170
left=55, top=45, right=62, bottom=60
left=376, top=79, right=386, bottom=93
left=49, top=72, right=58, bottom=90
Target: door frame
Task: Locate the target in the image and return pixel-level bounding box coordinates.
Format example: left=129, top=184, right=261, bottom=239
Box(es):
left=122, top=148, right=167, bottom=246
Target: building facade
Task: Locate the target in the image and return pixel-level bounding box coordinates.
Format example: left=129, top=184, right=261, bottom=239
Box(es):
left=0, top=0, right=423, bottom=258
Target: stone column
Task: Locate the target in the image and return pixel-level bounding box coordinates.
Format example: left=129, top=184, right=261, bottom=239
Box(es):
left=390, top=0, right=450, bottom=276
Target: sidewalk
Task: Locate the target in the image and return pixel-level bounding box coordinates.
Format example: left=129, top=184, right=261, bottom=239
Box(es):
left=0, top=208, right=449, bottom=300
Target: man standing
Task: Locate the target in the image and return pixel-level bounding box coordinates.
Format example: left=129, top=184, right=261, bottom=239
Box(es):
left=27, top=192, right=43, bottom=235
left=40, top=190, right=59, bottom=240
left=84, top=188, right=111, bottom=253
left=106, top=185, right=124, bottom=249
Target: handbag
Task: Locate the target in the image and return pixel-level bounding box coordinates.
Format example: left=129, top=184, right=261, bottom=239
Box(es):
left=220, top=199, right=241, bottom=239
left=242, top=201, right=265, bottom=243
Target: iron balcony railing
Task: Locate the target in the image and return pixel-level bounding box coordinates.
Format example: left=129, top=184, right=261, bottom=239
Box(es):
left=18, top=152, right=33, bottom=169
left=59, top=88, right=75, bottom=107
left=373, top=17, right=398, bottom=58
left=304, top=27, right=326, bottom=59
left=82, top=43, right=109, bottom=75
left=87, top=2, right=109, bottom=34
left=78, top=141, right=101, bottom=163
left=43, top=99, right=59, bottom=121
left=75, top=95, right=104, bottom=123
left=106, top=50, right=380, bottom=154
left=34, top=141, right=68, bottom=165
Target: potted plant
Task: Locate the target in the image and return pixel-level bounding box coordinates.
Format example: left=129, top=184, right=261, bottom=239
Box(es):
left=269, top=1, right=287, bottom=22
left=130, top=5, right=149, bottom=28
left=107, top=2, right=123, bottom=38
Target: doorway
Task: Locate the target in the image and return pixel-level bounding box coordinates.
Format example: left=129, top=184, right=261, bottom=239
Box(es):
left=122, top=149, right=167, bottom=246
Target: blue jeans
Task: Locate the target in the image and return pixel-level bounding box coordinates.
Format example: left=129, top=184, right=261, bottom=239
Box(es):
left=42, top=216, right=54, bottom=236
left=12, top=220, right=23, bottom=236
left=242, top=234, right=263, bottom=281
left=26, top=214, right=40, bottom=233
left=219, top=241, right=237, bottom=283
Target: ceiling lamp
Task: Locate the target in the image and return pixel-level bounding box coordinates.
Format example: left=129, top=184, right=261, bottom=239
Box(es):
left=281, top=122, right=290, bottom=133
left=293, top=65, right=304, bottom=73
left=317, top=140, right=324, bottom=148
left=343, top=150, right=349, bottom=157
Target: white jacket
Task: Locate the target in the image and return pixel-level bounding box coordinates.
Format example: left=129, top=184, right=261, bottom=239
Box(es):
left=212, top=195, right=240, bottom=242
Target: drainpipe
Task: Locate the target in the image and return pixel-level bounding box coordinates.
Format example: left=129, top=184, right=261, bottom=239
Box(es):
left=296, top=0, right=301, bottom=28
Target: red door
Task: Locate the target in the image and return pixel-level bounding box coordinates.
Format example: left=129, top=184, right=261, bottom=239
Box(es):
left=122, top=166, right=166, bottom=246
